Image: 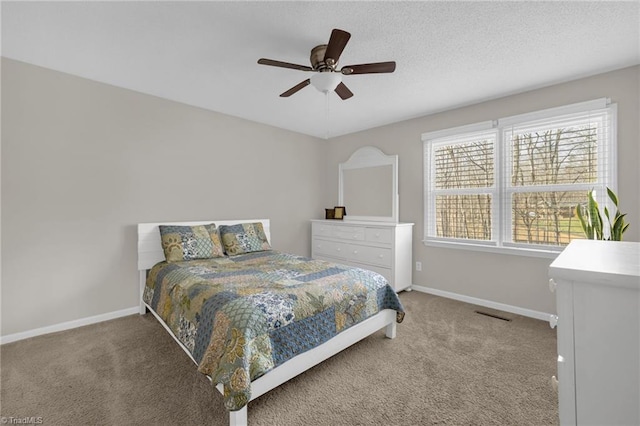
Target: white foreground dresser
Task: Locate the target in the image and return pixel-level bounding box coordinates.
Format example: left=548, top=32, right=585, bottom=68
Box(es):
left=549, top=240, right=640, bottom=426
left=311, top=220, right=413, bottom=292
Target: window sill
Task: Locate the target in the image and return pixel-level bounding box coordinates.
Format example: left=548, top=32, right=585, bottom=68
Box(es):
left=423, top=239, right=563, bottom=259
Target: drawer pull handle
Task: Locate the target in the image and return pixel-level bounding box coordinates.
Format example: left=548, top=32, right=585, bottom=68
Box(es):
left=336, top=248, right=341, bottom=252
left=353, top=250, right=358, bottom=254
left=548, top=279, right=556, bottom=293
left=378, top=254, right=384, bottom=258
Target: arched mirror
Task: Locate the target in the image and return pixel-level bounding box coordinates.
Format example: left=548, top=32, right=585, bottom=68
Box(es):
left=338, top=146, right=399, bottom=223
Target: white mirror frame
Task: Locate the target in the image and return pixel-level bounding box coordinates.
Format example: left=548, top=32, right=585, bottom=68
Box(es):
left=338, top=146, right=399, bottom=223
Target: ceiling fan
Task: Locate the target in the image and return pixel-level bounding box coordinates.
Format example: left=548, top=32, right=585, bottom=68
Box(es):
left=257, top=28, right=396, bottom=100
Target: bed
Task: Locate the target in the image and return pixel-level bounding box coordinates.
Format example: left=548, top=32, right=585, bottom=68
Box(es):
left=137, top=219, right=404, bottom=426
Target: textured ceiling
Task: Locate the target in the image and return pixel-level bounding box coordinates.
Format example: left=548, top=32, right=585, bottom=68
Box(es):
left=2, top=1, right=639, bottom=139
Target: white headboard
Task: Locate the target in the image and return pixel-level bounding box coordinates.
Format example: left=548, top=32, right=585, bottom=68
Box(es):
left=137, top=219, right=271, bottom=271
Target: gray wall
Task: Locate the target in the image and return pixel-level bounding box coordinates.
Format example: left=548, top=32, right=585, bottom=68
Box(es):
left=1, top=58, right=327, bottom=335
left=324, top=65, right=640, bottom=315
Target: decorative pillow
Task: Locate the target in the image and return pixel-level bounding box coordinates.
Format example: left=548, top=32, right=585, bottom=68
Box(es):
left=159, top=223, right=225, bottom=263
left=218, top=222, right=271, bottom=256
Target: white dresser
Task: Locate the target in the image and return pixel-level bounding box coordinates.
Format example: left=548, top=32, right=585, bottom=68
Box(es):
left=311, top=220, right=413, bottom=292
left=549, top=240, right=640, bottom=426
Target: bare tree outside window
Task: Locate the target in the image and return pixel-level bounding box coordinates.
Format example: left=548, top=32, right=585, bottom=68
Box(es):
left=509, top=125, right=598, bottom=246
left=434, top=139, right=493, bottom=240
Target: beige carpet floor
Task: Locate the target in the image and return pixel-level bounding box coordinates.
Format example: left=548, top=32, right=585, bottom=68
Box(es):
left=1, top=291, right=558, bottom=425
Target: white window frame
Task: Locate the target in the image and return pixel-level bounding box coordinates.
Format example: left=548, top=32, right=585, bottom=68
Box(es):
left=422, top=98, right=617, bottom=258
left=424, top=122, right=498, bottom=247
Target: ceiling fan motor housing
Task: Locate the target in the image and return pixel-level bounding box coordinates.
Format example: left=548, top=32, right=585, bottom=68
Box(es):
left=310, top=45, right=331, bottom=71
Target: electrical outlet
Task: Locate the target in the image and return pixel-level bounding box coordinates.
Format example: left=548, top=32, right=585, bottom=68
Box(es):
left=415, top=261, right=422, bottom=272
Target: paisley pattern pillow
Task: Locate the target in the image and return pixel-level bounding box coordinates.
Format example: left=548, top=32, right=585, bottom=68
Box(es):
left=159, top=224, right=225, bottom=263
left=219, top=222, right=271, bottom=256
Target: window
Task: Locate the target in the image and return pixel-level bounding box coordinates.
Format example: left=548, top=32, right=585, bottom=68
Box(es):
left=423, top=99, right=616, bottom=256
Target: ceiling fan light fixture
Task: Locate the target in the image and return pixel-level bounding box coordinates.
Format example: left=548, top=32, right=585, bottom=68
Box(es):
left=310, top=71, right=342, bottom=93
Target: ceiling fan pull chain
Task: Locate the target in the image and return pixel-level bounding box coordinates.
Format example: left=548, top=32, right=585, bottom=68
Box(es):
left=325, top=91, right=330, bottom=140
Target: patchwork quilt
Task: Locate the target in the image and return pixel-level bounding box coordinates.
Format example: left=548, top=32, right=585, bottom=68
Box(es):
left=143, top=250, right=405, bottom=411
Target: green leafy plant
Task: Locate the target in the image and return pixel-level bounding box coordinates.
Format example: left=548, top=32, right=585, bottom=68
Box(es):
left=575, top=188, right=629, bottom=241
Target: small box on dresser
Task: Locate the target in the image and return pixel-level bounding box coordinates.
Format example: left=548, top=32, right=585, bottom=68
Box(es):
left=549, top=240, right=640, bottom=426
left=311, top=219, right=413, bottom=292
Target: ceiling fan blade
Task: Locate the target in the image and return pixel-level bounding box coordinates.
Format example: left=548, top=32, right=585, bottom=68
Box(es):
left=279, top=79, right=311, bottom=97
left=334, top=82, right=354, bottom=100
left=341, top=61, right=396, bottom=75
left=258, top=58, right=313, bottom=72
left=323, top=29, right=351, bottom=65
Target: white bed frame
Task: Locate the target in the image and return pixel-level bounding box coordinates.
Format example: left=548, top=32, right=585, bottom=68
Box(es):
left=137, top=219, right=397, bottom=426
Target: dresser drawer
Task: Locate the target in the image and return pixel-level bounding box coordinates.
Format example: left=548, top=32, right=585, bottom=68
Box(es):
left=350, top=245, right=392, bottom=267
left=314, top=240, right=391, bottom=268
left=313, top=223, right=336, bottom=238
left=333, top=226, right=365, bottom=241
left=313, top=223, right=365, bottom=242
left=313, top=239, right=349, bottom=258
left=365, top=228, right=393, bottom=244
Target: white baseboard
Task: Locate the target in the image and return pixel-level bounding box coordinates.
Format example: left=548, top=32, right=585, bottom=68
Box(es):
left=411, top=285, right=554, bottom=322
left=1, top=306, right=140, bottom=345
